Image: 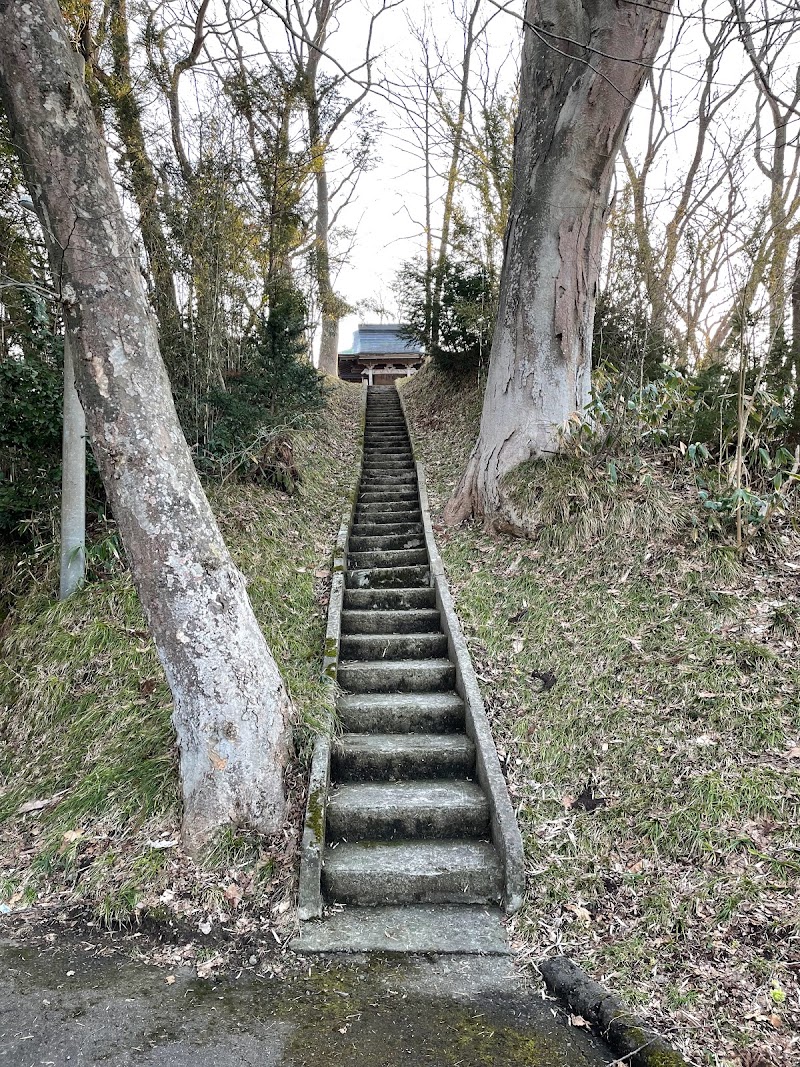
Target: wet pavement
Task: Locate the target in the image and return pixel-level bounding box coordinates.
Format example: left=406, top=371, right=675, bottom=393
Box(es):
left=0, top=939, right=613, bottom=1066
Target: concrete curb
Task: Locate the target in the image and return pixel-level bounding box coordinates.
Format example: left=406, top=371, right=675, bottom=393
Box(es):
left=297, top=383, right=368, bottom=921
left=398, top=389, right=525, bottom=915
left=539, top=956, right=690, bottom=1067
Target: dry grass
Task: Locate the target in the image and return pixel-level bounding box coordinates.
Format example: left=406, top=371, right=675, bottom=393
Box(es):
left=403, top=366, right=800, bottom=1067
left=0, top=380, right=362, bottom=936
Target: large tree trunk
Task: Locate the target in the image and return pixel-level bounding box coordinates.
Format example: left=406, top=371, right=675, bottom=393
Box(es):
left=791, top=240, right=800, bottom=437
left=307, top=91, right=341, bottom=377
left=0, top=0, right=292, bottom=853
left=445, top=0, right=673, bottom=524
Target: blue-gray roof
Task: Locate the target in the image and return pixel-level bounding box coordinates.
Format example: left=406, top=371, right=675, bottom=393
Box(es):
left=348, top=324, right=423, bottom=356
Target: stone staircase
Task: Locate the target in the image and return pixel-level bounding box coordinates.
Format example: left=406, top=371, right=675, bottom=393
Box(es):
left=320, top=386, right=506, bottom=926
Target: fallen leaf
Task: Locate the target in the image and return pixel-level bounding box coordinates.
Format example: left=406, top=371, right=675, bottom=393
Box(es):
left=17, top=792, right=65, bottom=815
left=565, top=903, right=592, bottom=924
left=166, top=975, right=176, bottom=986
left=224, top=883, right=243, bottom=908
left=196, top=954, right=222, bottom=979
left=570, top=1014, right=590, bottom=1028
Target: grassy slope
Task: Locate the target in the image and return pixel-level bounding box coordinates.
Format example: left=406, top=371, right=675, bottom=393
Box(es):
left=402, top=367, right=800, bottom=1067
left=0, top=381, right=362, bottom=929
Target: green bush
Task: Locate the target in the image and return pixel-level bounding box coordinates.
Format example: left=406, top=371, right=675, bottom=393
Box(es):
left=196, top=285, right=324, bottom=480
left=397, top=255, right=496, bottom=373
left=0, top=306, right=63, bottom=540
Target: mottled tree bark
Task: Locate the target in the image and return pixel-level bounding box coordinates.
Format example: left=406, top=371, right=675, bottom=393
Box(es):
left=445, top=0, right=673, bottom=524
left=0, top=0, right=292, bottom=853
left=307, top=89, right=342, bottom=378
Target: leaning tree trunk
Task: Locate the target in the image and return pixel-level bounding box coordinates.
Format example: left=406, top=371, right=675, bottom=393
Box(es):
left=445, top=0, right=673, bottom=524
left=0, top=0, right=292, bottom=853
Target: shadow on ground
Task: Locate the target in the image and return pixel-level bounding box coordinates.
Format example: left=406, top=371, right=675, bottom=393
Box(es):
left=0, top=940, right=613, bottom=1066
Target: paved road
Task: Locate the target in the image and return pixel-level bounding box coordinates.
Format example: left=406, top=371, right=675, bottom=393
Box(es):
left=0, top=940, right=612, bottom=1066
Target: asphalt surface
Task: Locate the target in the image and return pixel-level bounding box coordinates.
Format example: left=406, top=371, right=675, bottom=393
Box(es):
left=0, top=939, right=613, bottom=1066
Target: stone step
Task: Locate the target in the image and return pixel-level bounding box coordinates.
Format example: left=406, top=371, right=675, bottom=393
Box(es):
left=363, top=443, right=413, bottom=454
left=363, top=455, right=414, bottom=466
left=348, top=533, right=425, bottom=553
left=360, top=460, right=416, bottom=471
left=332, top=733, right=476, bottom=781
left=360, top=471, right=417, bottom=485
left=337, top=658, right=455, bottom=693
left=358, top=482, right=418, bottom=495
left=358, top=488, right=419, bottom=504
left=350, top=521, right=424, bottom=539
left=337, top=691, right=465, bottom=733
left=363, top=435, right=410, bottom=445
left=342, top=587, right=436, bottom=611
left=339, top=631, right=448, bottom=661
left=362, top=454, right=416, bottom=465
left=348, top=548, right=428, bottom=570
left=327, top=780, right=488, bottom=841
left=346, top=564, right=429, bottom=589
left=352, top=510, right=423, bottom=526
left=292, top=904, right=511, bottom=955
left=322, top=840, right=503, bottom=906
left=340, top=608, right=440, bottom=634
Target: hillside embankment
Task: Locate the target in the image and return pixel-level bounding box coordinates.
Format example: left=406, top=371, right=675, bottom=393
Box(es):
left=402, top=366, right=800, bottom=1067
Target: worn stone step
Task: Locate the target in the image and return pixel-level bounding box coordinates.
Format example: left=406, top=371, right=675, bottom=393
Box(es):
left=358, top=488, right=419, bottom=504
left=348, top=548, right=428, bottom=570
left=360, top=471, right=417, bottom=485
left=363, top=455, right=414, bottom=466
left=339, top=631, right=447, bottom=661
left=337, top=658, right=455, bottom=693
left=327, top=780, right=488, bottom=841
left=352, top=510, right=423, bottom=526
left=346, top=564, right=429, bottom=589
left=292, top=904, right=510, bottom=955
left=342, top=587, right=436, bottom=611
left=350, top=521, right=424, bottom=539
left=359, top=483, right=418, bottom=496
left=363, top=443, right=413, bottom=453
left=348, top=533, right=425, bottom=553
left=337, top=691, right=465, bottom=733
left=363, top=435, right=409, bottom=445
left=332, top=733, right=476, bottom=781
left=322, top=840, right=503, bottom=906
left=340, top=608, right=440, bottom=634
left=361, top=463, right=415, bottom=473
